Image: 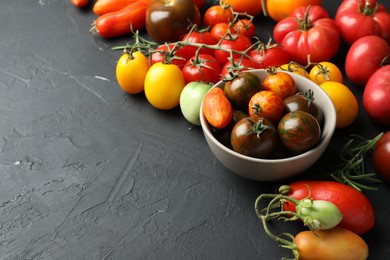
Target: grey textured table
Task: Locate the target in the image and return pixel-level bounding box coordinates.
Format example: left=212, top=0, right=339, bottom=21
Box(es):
left=0, top=0, right=389, bottom=259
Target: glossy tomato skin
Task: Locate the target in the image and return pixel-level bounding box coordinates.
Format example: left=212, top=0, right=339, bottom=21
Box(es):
left=265, top=0, right=322, bottom=22
left=273, top=5, right=340, bottom=65
left=283, top=91, right=324, bottom=125
left=283, top=180, right=375, bottom=235
left=182, top=54, right=221, bottom=84
left=295, top=227, right=369, bottom=260
left=221, top=0, right=262, bottom=16
left=233, top=19, right=256, bottom=39
left=220, top=58, right=261, bottom=81
left=151, top=44, right=190, bottom=69
left=202, top=87, right=233, bottom=129
left=277, top=111, right=321, bottom=154
left=210, top=22, right=236, bottom=40
left=203, top=5, right=234, bottom=27
left=224, top=72, right=263, bottom=110
left=214, top=34, right=253, bottom=66
left=146, top=0, right=201, bottom=43
left=363, top=65, right=390, bottom=125
left=248, top=90, right=284, bottom=123
left=181, top=30, right=219, bottom=58
left=373, top=131, right=390, bottom=182
left=335, top=0, right=390, bottom=45
left=250, top=44, right=291, bottom=69
left=230, top=115, right=277, bottom=158
left=345, top=35, right=390, bottom=87
left=263, top=70, right=297, bottom=100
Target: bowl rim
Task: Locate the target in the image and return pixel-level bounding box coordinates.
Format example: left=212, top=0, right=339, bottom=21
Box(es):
left=200, top=69, right=337, bottom=164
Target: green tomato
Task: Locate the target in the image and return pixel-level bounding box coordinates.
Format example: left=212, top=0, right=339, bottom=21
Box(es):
left=180, top=82, right=212, bottom=126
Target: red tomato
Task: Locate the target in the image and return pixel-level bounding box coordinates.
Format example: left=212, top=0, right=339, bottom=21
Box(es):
left=263, top=70, right=297, bottom=99
left=220, top=58, right=261, bottom=81
left=210, top=23, right=236, bottom=40
left=373, top=131, right=390, bottom=182
left=273, top=5, right=340, bottom=65
left=151, top=44, right=190, bottom=68
left=345, top=35, right=390, bottom=87
left=335, top=0, right=390, bottom=45
left=71, top=0, right=88, bottom=8
left=191, top=0, right=206, bottom=9
left=248, top=90, right=284, bottom=123
left=363, top=65, right=390, bottom=125
left=181, top=30, right=219, bottom=57
left=182, top=54, right=221, bottom=84
left=203, top=5, right=234, bottom=28
left=282, top=180, right=375, bottom=235
left=233, top=19, right=256, bottom=39
left=214, top=34, right=253, bottom=66
left=202, top=87, right=233, bottom=129
left=250, top=44, right=291, bottom=69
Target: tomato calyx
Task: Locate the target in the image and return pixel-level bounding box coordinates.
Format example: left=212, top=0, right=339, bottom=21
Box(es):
left=245, top=117, right=273, bottom=138
left=296, top=5, right=313, bottom=31
left=358, top=2, right=379, bottom=17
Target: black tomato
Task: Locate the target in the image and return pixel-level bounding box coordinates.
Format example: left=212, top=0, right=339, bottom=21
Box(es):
left=224, top=72, right=264, bottom=111
left=283, top=89, right=324, bottom=125
left=231, top=115, right=277, bottom=158
left=277, top=111, right=321, bottom=155
left=145, top=0, right=201, bottom=43
left=213, top=110, right=248, bottom=148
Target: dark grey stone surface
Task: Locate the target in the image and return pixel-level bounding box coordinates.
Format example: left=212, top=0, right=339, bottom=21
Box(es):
left=0, top=0, right=388, bottom=259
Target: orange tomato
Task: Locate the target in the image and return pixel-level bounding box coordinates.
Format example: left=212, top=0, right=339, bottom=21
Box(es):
left=309, top=62, right=343, bottom=85
left=320, top=81, right=359, bottom=129
left=71, top=0, right=89, bottom=8
left=221, top=0, right=263, bottom=17
left=263, top=0, right=322, bottom=22
left=279, top=63, right=310, bottom=79
left=202, top=88, right=233, bottom=129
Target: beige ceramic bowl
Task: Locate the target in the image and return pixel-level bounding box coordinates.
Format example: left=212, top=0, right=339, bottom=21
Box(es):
left=200, top=69, right=337, bottom=181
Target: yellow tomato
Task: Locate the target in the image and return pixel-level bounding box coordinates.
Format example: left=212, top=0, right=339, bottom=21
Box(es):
left=279, top=63, right=310, bottom=78
left=221, top=0, right=262, bottom=16
left=320, top=81, right=359, bottom=129
left=265, top=0, right=322, bottom=22
left=116, top=51, right=149, bottom=94
left=310, top=62, right=343, bottom=85
left=144, top=62, right=185, bottom=110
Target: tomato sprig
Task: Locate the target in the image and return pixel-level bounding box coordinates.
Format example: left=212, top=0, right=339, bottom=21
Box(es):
left=326, top=133, right=384, bottom=191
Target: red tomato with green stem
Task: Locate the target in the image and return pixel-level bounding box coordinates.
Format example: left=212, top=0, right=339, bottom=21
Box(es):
left=373, top=131, right=390, bottom=182
left=281, top=180, right=375, bottom=235
left=214, top=34, right=253, bottom=66
left=273, top=5, right=340, bottom=65
left=210, top=22, right=236, bottom=40
left=220, top=57, right=261, bottom=81
left=233, top=19, right=256, bottom=39
left=250, top=43, right=291, bottom=69
left=248, top=90, right=284, bottom=123
left=230, top=115, right=278, bottom=158
left=151, top=43, right=191, bottom=69
left=203, top=4, right=234, bottom=27
left=181, top=29, right=219, bottom=58
left=182, top=54, right=221, bottom=84
left=335, top=0, right=390, bottom=45
left=345, top=35, right=390, bottom=87
left=263, top=68, right=297, bottom=99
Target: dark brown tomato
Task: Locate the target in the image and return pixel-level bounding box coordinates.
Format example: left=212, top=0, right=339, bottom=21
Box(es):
left=277, top=111, right=321, bottom=155
left=231, top=115, right=277, bottom=158
left=146, top=0, right=201, bottom=43
left=283, top=89, right=324, bottom=125
left=224, top=72, right=263, bottom=110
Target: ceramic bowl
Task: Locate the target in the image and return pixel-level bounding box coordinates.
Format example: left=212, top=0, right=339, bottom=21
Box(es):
left=199, top=69, right=337, bottom=181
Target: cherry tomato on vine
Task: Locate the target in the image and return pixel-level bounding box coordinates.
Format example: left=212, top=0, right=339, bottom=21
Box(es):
left=144, top=62, right=186, bottom=110
left=203, top=5, right=234, bottom=28
left=230, top=115, right=277, bottom=158
left=214, top=34, right=253, bottom=66
left=263, top=69, right=296, bottom=99
left=279, top=63, right=310, bottom=78
left=220, top=58, right=261, bottom=81
left=116, top=51, right=149, bottom=94
left=181, top=30, right=219, bottom=57
left=233, top=19, right=256, bottom=39
left=373, top=131, right=390, bottom=182
left=309, top=61, right=343, bottom=85
left=210, top=23, right=237, bottom=40
left=182, top=54, right=221, bottom=84
left=151, top=44, right=190, bottom=69
left=320, top=81, right=359, bottom=129
left=277, top=111, right=321, bottom=154
left=250, top=44, right=291, bottom=69
left=248, top=90, right=284, bottom=123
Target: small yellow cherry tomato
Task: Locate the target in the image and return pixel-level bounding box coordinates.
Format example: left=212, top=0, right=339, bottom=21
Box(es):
left=310, top=62, right=343, bottom=85
left=279, top=63, right=310, bottom=78
left=144, top=62, right=185, bottom=110
left=320, top=81, right=359, bottom=129
left=116, top=51, right=149, bottom=94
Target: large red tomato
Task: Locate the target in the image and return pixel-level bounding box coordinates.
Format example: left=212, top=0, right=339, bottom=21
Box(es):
left=273, top=5, right=340, bottom=65
left=335, top=0, right=390, bottom=45
left=363, top=65, right=390, bottom=125
left=345, top=35, right=390, bottom=87
left=373, top=131, right=390, bottom=182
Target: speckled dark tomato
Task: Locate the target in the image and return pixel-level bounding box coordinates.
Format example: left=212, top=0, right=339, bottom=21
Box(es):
left=283, top=89, right=324, bottom=125
left=224, top=72, right=263, bottom=110
left=277, top=111, right=321, bottom=154
left=231, top=115, right=277, bottom=158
